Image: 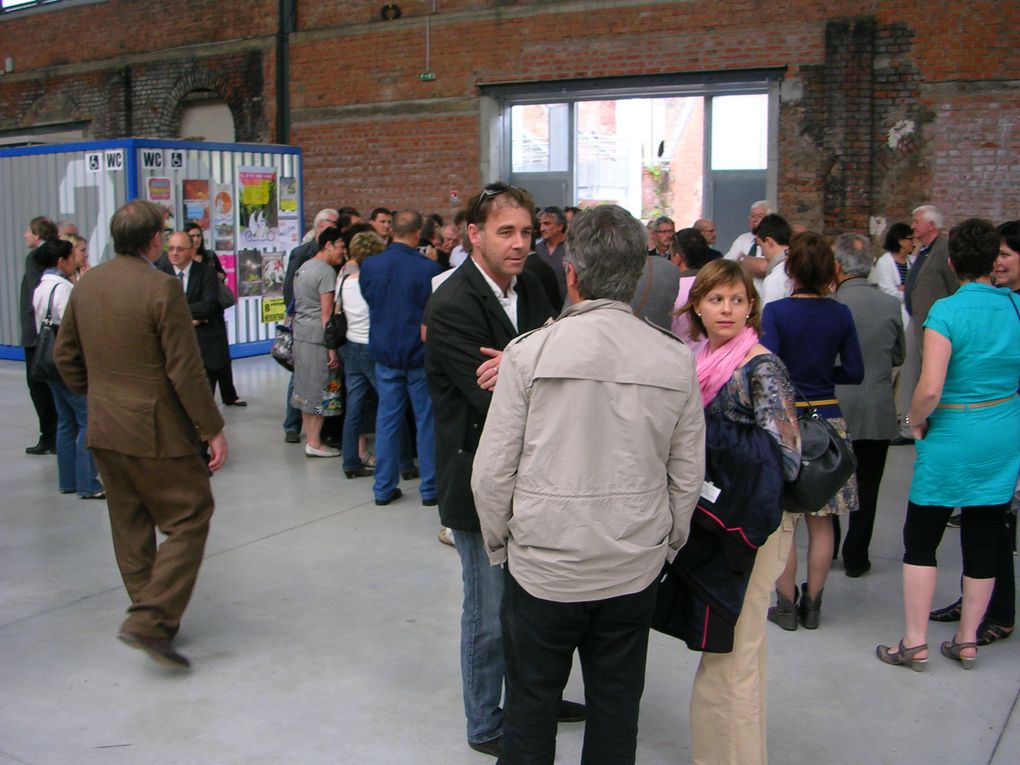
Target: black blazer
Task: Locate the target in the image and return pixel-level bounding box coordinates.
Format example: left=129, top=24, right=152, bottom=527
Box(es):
left=158, top=258, right=229, bottom=370
left=424, top=258, right=555, bottom=532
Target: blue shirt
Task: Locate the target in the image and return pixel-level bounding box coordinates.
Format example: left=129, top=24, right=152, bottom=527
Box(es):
left=358, top=242, right=442, bottom=369
left=760, top=297, right=864, bottom=417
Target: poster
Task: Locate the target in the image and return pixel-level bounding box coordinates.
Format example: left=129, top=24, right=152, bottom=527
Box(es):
left=279, top=176, right=298, bottom=216
left=212, top=183, right=235, bottom=252
left=147, top=177, right=172, bottom=203
left=218, top=254, right=237, bottom=295
left=238, top=167, right=278, bottom=247
left=237, top=250, right=263, bottom=297
left=182, top=179, right=210, bottom=231
left=277, top=218, right=300, bottom=253
left=262, top=252, right=285, bottom=297
left=262, top=297, right=286, bottom=324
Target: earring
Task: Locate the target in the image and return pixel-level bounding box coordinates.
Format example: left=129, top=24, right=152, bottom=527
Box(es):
left=696, top=313, right=702, bottom=318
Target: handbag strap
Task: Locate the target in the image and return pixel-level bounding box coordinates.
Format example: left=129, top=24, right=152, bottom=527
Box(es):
left=43, top=284, right=59, bottom=325
left=1008, top=290, right=1020, bottom=325
left=633, top=256, right=655, bottom=316
left=336, top=274, right=349, bottom=315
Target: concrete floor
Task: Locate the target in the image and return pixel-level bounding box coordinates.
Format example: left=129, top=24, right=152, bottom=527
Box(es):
left=1, top=355, right=1017, bottom=765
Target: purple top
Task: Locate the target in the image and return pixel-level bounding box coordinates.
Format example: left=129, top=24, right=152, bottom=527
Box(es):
left=760, top=297, right=864, bottom=417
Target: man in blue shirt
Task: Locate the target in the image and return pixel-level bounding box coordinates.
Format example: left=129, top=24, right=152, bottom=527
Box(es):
left=359, top=209, right=443, bottom=505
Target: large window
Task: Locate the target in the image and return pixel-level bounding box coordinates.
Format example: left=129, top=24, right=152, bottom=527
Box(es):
left=489, top=73, right=780, bottom=249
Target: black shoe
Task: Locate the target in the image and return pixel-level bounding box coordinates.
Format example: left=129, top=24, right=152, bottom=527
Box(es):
left=422, top=496, right=438, bottom=507
left=468, top=736, right=501, bottom=757
left=947, top=513, right=962, bottom=529
left=401, top=466, right=420, bottom=480
left=798, top=582, right=823, bottom=630
left=284, top=431, right=300, bottom=443
left=977, top=621, right=1015, bottom=647
left=558, top=699, right=587, bottom=722
left=929, top=598, right=962, bottom=622
left=375, top=488, right=403, bottom=506
left=117, top=631, right=191, bottom=669
left=844, top=561, right=871, bottom=578
left=890, top=436, right=915, bottom=446
left=25, top=441, right=55, bottom=455
left=323, top=436, right=341, bottom=449
left=344, top=466, right=374, bottom=479
left=225, top=400, right=248, bottom=407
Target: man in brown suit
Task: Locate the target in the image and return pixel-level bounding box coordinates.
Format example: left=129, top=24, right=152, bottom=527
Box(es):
left=54, top=200, right=228, bottom=670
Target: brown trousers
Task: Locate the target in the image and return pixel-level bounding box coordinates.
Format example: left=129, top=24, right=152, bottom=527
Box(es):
left=92, top=448, right=215, bottom=639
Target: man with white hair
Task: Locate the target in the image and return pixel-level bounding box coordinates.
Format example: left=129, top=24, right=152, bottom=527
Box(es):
left=897, top=204, right=957, bottom=443
left=724, top=200, right=771, bottom=280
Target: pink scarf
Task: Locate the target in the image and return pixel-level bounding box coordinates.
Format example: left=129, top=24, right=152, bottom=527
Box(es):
left=695, top=325, right=760, bottom=406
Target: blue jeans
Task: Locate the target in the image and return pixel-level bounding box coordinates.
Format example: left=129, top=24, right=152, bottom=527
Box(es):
left=49, top=383, right=102, bottom=496
left=283, top=375, right=301, bottom=434
left=373, top=364, right=436, bottom=501
left=455, top=531, right=505, bottom=744
left=340, top=343, right=376, bottom=471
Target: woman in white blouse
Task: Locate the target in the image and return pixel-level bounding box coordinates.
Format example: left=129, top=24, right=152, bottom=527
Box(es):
left=870, top=222, right=915, bottom=326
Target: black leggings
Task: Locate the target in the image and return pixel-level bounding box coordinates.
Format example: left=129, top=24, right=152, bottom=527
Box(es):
left=902, top=502, right=1010, bottom=579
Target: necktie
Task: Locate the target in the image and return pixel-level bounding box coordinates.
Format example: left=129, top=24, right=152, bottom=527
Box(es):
left=747, top=242, right=759, bottom=259
left=177, top=271, right=185, bottom=290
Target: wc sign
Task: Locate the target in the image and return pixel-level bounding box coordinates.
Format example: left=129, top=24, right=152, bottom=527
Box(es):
left=141, top=149, right=164, bottom=169
left=104, top=149, right=125, bottom=171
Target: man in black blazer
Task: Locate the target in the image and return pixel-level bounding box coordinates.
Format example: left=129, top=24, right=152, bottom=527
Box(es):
left=160, top=232, right=231, bottom=389
left=425, top=183, right=581, bottom=758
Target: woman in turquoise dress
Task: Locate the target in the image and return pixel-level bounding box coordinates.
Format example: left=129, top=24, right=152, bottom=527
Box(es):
left=878, top=218, right=1020, bottom=671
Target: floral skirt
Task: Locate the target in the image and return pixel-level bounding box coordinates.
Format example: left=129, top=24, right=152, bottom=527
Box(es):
left=291, top=339, right=343, bottom=416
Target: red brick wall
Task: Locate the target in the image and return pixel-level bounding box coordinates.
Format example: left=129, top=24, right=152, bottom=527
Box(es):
left=1, top=0, right=1017, bottom=233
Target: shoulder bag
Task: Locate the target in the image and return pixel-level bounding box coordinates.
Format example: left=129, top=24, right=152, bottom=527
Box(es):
left=272, top=318, right=295, bottom=371
left=323, top=275, right=349, bottom=350
left=31, top=285, right=64, bottom=385
left=783, top=385, right=857, bottom=513
left=218, top=282, right=237, bottom=309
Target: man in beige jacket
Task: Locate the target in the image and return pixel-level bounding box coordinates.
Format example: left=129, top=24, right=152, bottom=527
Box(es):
left=472, top=204, right=705, bottom=765
left=55, top=200, right=228, bottom=670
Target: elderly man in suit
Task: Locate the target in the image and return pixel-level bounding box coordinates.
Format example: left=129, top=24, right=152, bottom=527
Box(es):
left=55, top=200, right=228, bottom=670
left=426, top=183, right=585, bottom=757
left=158, top=231, right=231, bottom=392
left=833, top=233, right=905, bottom=577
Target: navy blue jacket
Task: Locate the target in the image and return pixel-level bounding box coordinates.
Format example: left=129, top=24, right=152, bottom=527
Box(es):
left=359, top=242, right=442, bottom=369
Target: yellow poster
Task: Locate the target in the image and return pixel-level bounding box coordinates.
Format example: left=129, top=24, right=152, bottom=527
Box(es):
left=262, top=297, right=286, bottom=324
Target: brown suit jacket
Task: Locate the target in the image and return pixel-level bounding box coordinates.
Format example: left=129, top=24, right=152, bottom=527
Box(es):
left=909, top=233, right=958, bottom=343
left=54, top=255, right=224, bottom=458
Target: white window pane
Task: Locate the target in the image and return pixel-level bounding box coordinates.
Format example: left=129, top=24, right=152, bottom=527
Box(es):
left=511, top=104, right=568, bottom=173
left=711, top=94, right=768, bottom=170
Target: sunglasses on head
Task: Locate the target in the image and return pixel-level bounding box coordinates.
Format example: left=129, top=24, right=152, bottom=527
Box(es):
left=468, top=182, right=522, bottom=223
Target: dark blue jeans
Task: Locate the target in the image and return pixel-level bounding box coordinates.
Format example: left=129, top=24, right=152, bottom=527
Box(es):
left=49, top=383, right=102, bottom=496
left=340, top=342, right=375, bottom=472
left=372, top=364, right=436, bottom=501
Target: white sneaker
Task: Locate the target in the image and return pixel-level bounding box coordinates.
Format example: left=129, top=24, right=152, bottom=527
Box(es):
left=305, top=444, right=340, bottom=458
left=438, top=527, right=455, bottom=547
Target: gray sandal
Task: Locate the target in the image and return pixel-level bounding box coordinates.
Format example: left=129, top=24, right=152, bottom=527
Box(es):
left=941, top=636, right=978, bottom=669
left=876, top=640, right=928, bottom=672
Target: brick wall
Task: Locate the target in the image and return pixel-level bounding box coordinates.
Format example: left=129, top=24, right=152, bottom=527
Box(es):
left=1, top=0, right=1017, bottom=233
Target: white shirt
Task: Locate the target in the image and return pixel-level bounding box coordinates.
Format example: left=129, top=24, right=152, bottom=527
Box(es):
left=337, top=272, right=371, bottom=344
left=474, top=257, right=518, bottom=332
left=32, top=271, right=74, bottom=331
left=760, top=251, right=794, bottom=306
left=449, top=244, right=468, bottom=269
left=173, top=262, right=193, bottom=293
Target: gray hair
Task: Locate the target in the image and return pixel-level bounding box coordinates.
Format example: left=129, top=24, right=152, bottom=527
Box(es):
left=833, top=233, right=874, bottom=277
left=751, top=200, right=773, bottom=214
left=652, top=215, right=674, bottom=229
left=913, top=204, right=944, bottom=230
left=565, top=205, right=648, bottom=302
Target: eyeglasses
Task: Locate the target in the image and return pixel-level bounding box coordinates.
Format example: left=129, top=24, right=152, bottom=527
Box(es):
left=468, top=182, right=522, bottom=224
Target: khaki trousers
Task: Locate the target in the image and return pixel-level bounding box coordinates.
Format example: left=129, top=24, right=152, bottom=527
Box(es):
left=689, top=513, right=798, bottom=765
left=92, top=448, right=215, bottom=639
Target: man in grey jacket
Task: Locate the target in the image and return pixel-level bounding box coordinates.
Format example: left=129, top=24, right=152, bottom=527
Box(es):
left=472, top=204, right=705, bottom=765
left=833, top=234, right=905, bottom=577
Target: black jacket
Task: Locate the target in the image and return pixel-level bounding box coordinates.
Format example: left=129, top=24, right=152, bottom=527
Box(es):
left=158, top=258, right=230, bottom=370
left=424, top=258, right=554, bottom=532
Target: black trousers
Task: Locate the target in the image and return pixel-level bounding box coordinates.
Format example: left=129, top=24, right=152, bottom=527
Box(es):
left=24, top=346, right=57, bottom=446
left=984, top=511, right=1016, bottom=627
left=500, top=570, right=657, bottom=765
left=206, top=363, right=239, bottom=405
left=840, top=439, right=890, bottom=570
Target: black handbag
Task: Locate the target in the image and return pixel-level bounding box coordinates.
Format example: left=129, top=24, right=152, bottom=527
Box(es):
left=31, top=285, right=64, bottom=385
left=783, top=398, right=857, bottom=514
left=272, top=319, right=295, bottom=371
left=323, top=275, right=349, bottom=350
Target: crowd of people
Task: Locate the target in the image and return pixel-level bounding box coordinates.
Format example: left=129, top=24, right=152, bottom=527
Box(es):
left=15, top=191, right=1020, bottom=763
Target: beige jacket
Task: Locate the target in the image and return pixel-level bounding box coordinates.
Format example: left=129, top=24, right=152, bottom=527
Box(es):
left=472, top=299, right=705, bottom=602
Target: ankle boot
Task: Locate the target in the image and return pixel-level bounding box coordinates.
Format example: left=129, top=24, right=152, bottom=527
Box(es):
left=767, top=588, right=798, bottom=631
left=798, top=582, right=823, bottom=630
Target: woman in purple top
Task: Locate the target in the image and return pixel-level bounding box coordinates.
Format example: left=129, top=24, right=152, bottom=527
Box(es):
left=759, top=232, right=864, bottom=630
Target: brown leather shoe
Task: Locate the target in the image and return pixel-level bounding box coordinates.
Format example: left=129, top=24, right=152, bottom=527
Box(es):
left=118, top=631, right=191, bottom=669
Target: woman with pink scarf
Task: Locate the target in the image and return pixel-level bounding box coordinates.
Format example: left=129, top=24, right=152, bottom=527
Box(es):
left=680, top=259, right=801, bottom=765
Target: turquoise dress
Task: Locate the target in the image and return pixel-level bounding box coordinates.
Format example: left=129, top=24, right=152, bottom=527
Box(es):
left=910, top=283, right=1020, bottom=506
